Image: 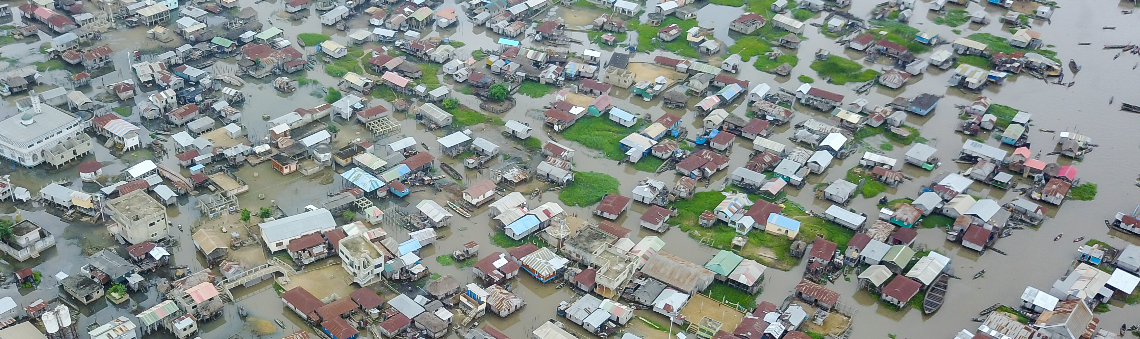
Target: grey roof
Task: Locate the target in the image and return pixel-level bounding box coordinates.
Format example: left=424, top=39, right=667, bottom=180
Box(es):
left=731, top=167, right=765, bottom=182
left=172, top=131, right=195, bottom=147
left=153, top=184, right=177, bottom=200
left=566, top=294, right=602, bottom=322
left=825, top=205, right=866, bottom=226
left=961, top=140, right=1007, bottom=161
left=1012, top=112, right=1031, bottom=125
left=584, top=309, right=610, bottom=327
left=472, top=137, right=498, bottom=153
left=862, top=240, right=891, bottom=261
left=905, top=143, right=936, bottom=161
left=937, top=173, right=973, bottom=193
left=389, top=294, right=426, bottom=319
left=912, top=192, right=942, bottom=210
left=1119, top=245, right=1140, bottom=270
left=993, top=172, right=1014, bottom=183
left=774, top=159, right=803, bottom=177
left=259, top=208, right=337, bottom=244
left=187, top=116, right=216, bottom=130
left=438, top=132, right=472, bottom=148
left=965, top=199, right=1001, bottom=220
left=40, top=183, right=73, bottom=201
left=505, top=120, right=530, bottom=133
left=807, top=150, right=834, bottom=167
left=0, top=101, right=81, bottom=146
left=1009, top=198, right=1041, bottom=213
left=824, top=180, right=856, bottom=198
left=87, top=249, right=138, bottom=279
left=632, top=278, right=668, bottom=304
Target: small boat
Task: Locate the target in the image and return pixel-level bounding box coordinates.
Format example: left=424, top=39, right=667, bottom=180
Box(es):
left=1068, top=59, right=1081, bottom=73
left=1122, top=103, right=1140, bottom=113
left=274, top=319, right=285, bottom=328
left=1078, top=42, right=1091, bottom=46
left=979, top=303, right=1000, bottom=316
left=973, top=270, right=985, bottom=279
left=1039, top=129, right=1055, bottom=133
left=447, top=201, right=472, bottom=218
left=972, top=317, right=986, bottom=322
left=923, top=274, right=949, bottom=315
left=1055, top=233, right=1063, bottom=241
left=1104, top=26, right=1117, bottom=30
left=421, top=142, right=430, bottom=151
left=238, top=306, right=248, bottom=318
left=1073, top=237, right=1084, bottom=243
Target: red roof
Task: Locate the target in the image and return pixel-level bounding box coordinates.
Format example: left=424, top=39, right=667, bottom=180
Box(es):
left=92, top=113, right=122, bottom=129
left=287, top=232, right=326, bottom=252
left=543, top=108, right=576, bottom=123
left=368, top=54, right=394, bottom=68
left=710, top=131, right=735, bottom=146
left=1042, top=177, right=1072, bottom=196
left=595, top=194, right=631, bottom=216
left=176, top=149, right=200, bottom=162
left=191, top=173, right=209, bottom=184
left=536, top=20, right=559, bottom=34
left=482, top=326, right=510, bottom=339
left=851, top=33, right=875, bottom=45
left=882, top=276, right=921, bottom=303
left=323, top=229, right=348, bottom=251
left=117, top=179, right=150, bottom=196
left=316, top=298, right=359, bottom=322
left=357, top=105, right=388, bottom=119
left=287, top=0, right=310, bottom=6
left=126, top=241, right=156, bottom=259
left=847, top=233, right=871, bottom=251
left=783, top=331, right=813, bottom=339
left=654, top=113, right=682, bottom=127
left=598, top=221, right=631, bottom=238
left=744, top=200, right=781, bottom=225
left=47, top=14, right=75, bottom=29
left=82, top=46, right=112, bottom=61
left=580, top=79, right=611, bottom=93
left=640, top=205, right=672, bottom=225
left=15, top=267, right=33, bottom=280
left=169, top=103, right=200, bottom=119
left=321, top=317, right=359, bottom=339
left=809, top=237, right=837, bottom=262
left=350, top=288, right=385, bottom=309
left=573, top=268, right=597, bottom=287
left=795, top=279, right=839, bottom=305
left=742, top=118, right=769, bottom=135
left=892, top=227, right=918, bottom=244
left=78, top=160, right=102, bottom=173
left=509, top=244, right=539, bottom=260
left=754, top=301, right=778, bottom=316
left=654, top=55, right=682, bottom=66
left=543, top=141, right=568, bottom=157
left=281, top=287, right=324, bottom=320
left=379, top=313, right=411, bottom=333
left=733, top=12, right=766, bottom=24
left=73, top=72, right=90, bottom=80
left=875, top=39, right=907, bottom=53
left=401, top=152, right=435, bottom=170
left=963, top=225, right=991, bottom=247
left=733, top=316, right=768, bottom=339
left=714, top=74, right=749, bottom=88
left=806, top=87, right=844, bottom=103
left=388, top=180, right=408, bottom=192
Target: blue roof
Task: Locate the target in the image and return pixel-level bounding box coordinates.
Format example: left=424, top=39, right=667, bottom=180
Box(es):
left=498, top=38, right=520, bottom=46
left=766, top=213, right=800, bottom=231
left=398, top=239, right=422, bottom=255
left=718, top=84, right=743, bottom=100
left=341, top=167, right=385, bottom=192
left=506, top=215, right=541, bottom=235
left=609, top=107, right=635, bottom=121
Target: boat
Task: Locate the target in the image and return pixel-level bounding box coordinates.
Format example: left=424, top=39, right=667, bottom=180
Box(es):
left=1069, top=59, right=1081, bottom=73
left=1055, top=233, right=1063, bottom=241
left=238, top=306, right=248, bottom=318
left=922, top=274, right=949, bottom=315
left=1078, top=42, right=1091, bottom=46
left=440, top=162, right=462, bottom=180
left=1073, top=237, right=1084, bottom=243
left=973, top=269, right=985, bottom=279
left=972, top=317, right=986, bottom=322
left=274, top=319, right=285, bottom=328
left=447, top=201, right=472, bottom=218
left=273, top=77, right=297, bottom=93
left=979, top=303, right=1000, bottom=316
left=1122, top=103, right=1140, bottom=113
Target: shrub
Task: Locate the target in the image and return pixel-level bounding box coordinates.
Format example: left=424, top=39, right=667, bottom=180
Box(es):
left=324, top=87, right=342, bottom=104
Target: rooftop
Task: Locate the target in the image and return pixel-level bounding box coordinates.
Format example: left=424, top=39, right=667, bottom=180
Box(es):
left=106, top=189, right=165, bottom=220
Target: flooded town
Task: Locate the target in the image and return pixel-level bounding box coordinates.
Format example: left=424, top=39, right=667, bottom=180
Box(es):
left=0, top=0, right=1139, bottom=337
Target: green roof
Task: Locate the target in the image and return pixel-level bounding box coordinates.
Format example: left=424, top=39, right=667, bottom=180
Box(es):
left=704, top=250, right=744, bottom=276
left=255, top=27, right=283, bottom=40
left=883, top=245, right=915, bottom=267
left=136, top=300, right=180, bottom=327
left=211, top=37, right=235, bottom=47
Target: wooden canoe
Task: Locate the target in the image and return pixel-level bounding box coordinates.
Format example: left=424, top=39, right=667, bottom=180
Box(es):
left=923, top=274, right=949, bottom=315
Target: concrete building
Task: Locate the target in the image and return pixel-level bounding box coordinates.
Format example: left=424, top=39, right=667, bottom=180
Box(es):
left=0, top=97, right=91, bottom=167
left=260, top=208, right=337, bottom=252
left=339, top=234, right=386, bottom=286
left=106, top=190, right=170, bottom=244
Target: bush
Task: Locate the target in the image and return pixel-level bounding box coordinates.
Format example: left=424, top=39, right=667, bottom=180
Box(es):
left=259, top=207, right=273, bottom=218
left=326, top=123, right=339, bottom=134
left=324, top=87, right=342, bottom=104
left=441, top=98, right=459, bottom=110
left=810, top=57, right=879, bottom=85
left=240, top=209, right=251, bottom=223
left=1070, top=183, right=1097, bottom=201
left=845, top=168, right=887, bottom=198
left=342, top=211, right=355, bottom=220
left=559, top=172, right=620, bottom=206
left=793, top=9, right=814, bottom=21
left=489, top=83, right=509, bottom=101
left=798, top=75, right=815, bottom=83
left=298, top=33, right=330, bottom=46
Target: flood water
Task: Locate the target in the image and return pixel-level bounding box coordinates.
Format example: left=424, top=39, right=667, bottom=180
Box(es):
left=2, top=0, right=1140, bottom=338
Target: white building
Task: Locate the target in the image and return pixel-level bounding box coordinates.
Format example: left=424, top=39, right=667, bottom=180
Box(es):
left=339, top=234, right=386, bottom=286
left=0, top=97, right=90, bottom=167
left=259, top=208, right=337, bottom=252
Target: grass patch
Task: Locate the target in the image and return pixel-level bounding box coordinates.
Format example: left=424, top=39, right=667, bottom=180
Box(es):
left=472, top=50, right=487, bottom=60
left=559, top=171, right=621, bottom=206
left=632, top=156, right=665, bottom=172
left=956, top=55, right=990, bottom=69
left=755, top=53, right=798, bottom=72
left=986, top=104, right=1020, bottom=128
left=1070, top=183, right=1097, bottom=201
left=523, top=137, right=542, bottom=151
left=298, top=33, right=330, bottom=46
left=869, top=21, right=930, bottom=54
left=805, top=332, right=825, bottom=339
left=112, top=106, right=132, bottom=117
left=933, top=9, right=969, bottom=27
left=518, top=81, right=554, bottom=98
left=490, top=231, right=549, bottom=248
left=845, top=168, right=888, bottom=198
left=419, top=63, right=443, bottom=89
left=995, top=306, right=1030, bottom=324
left=793, top=9, right=814, bottom=21
left=810, top=57, right=879, bottom=85
left=371, top=86, right=399, bottom=101
left=969, top=33, right=1059, bottom=63
left=436, top=255, right=456, bottom=266
left=635, top=17, right=699, bottom=55
left=573, top=0, right=608, bottom=11
left=706, top=282, right=758, bottom=309
left=710, top=0, right=745, bottom=6
left=458, top=86, right=475, bottom=95
left=562, top=116, right=638, bottom=160
left=920, top=214, right=954, bottom=229
left=588, top=30, right=628, bottom=44
left=879, top=141, right=894, bottom=151
left=297, top=76, right=317, bottom=86
left=34, top=59, right=65, bottom=72
left=324, top=64, right=347, bottom=77
left=908, top=289, right=927, bottom=310
left=952, top=29, right=962, bottom=34
left=671, top=191, right=726, bottom=227
left=0, top=36, right=15, bottom=45
left=856, top=126, right=922, bottom=145
left=798, top=75, right=815, bottom=83
left=450, top=105, right=504, bottom=127
left=879, top=198, right=913, bottom=209
left=795, top=214, right=856, bottom=250
left=273, top=282, right=286, bottom=294
left=449, top=40, right=466, bottom=48
left=1123, top=285, right=1140, bottom=305
left=728, top=37, right=772, bottom=62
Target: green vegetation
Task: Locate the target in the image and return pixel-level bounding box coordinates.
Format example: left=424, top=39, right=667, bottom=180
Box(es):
left=573, top=0, right=608, bottom=11
left=449, top=106, right=504, bottom=127
left=523, top=137, right=542, bottom=151
left=635, top=17, right=700, bottom=57
left=1094, top=303, right=1110, bottom=313
left=441, top=98, right=459, bottom=110
left=969, top=33, right=1059, bottom=62
left=706, top=282, right=758, bottom=309
left=490, top=231, right=548, bottom=248
left=995, top=306, right=1030, bottom=324
left=798, top=75, right=815, bottom=83
left=933, top=9, right=969, bottom=27
left=792, top=9, right=814, bottom=21
left=324, top=64, right=348, bottom=77
left=670, top=191, right=726, bottom=227
left=418, top=63, right=443, bottom=89
left=638, top=316, right=669, bottom=331
left=430, top=273, right=442, bottom=280
left=324, top=87, right=342, bottom=104
left=259, top=207, right=273, bottom=218
left=518, top=81, right=554, bottom=98
left=869, top=21, right=930, bottom=54
left=34, top=59, right=65, bottom=72
left=709, top=0, right=745, bottom=6
left=887, top=11, right=900, bottom=20
left=298, top=33, right=330, bottom=46
left=727, top=37, right=771, bottom=62
left=0, top=36, right=15, bottom=45
left=588, top=30, right=627, bottom=44
left=920, top=214, right=955, bottom=229
left=562, top=116, right=638, bottom=160
left=810, top=57, right=879, bottom=85
left=754, top=53, right=798, bottom=72
left=879, top=141, right=894, bottom=151
left=956, top=55, right=991, bottom=68
left=986, top=104, right=1020, bottom=128
left=1070, top=183, right=1097, bottom=201
left=559, top=172, right=621, bottom=206
left=273, top=282, right=286, bottom=294
left=472, top=50, right=487, bottom=60
left=1123, top=285, right=1140, bottom=305
left=371, top=86, right=399, bottom=101
left=952, top=29, right=962, bottom=34
left=449, top=40, right=466, bottom=48
left=297, top=76, right=317, bottom=86
left=632, top=156, right=665, bottom=173
left=908, top=289, right=927, bottom=310
left=326, top=122, right=340, bottom=134
left=855, top=125, right=923, bottom=145
left=240, top=209, right=252, bottom=223
left=436, top=255, right=456, bottom=266
left=273, top=253, right=295, bottom=267
left=805, top=332, right=825, bottom=339
left=341, top=210, right=355, bottom=220
left=489, top=83, right=509, bottom=101
left=845, top=168, right=888, bottom=198
left=113, top=106, right=132, bottom=117
left=458, top=86, right=475, bottom=95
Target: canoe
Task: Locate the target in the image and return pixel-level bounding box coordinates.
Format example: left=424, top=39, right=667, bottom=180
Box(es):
left=1069, top=59, right=1081, bottom=73
left=923, top=274, right=949, bottom=315
left=1122, top=103, right=1140, bottom=113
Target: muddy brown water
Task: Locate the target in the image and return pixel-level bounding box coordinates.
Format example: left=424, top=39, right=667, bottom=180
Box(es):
left=2, top=0, right=1140, bottom=338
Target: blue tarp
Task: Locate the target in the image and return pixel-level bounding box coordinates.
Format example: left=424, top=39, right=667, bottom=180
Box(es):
left=506, top=215, right=541, bottom=239
left=341, top=167, right=385, bottom=192
left=497, top=38, right=520, bottom=47
left=609, top=107, right=635, bottom=122
left=398, top=239, right=422, bottom=255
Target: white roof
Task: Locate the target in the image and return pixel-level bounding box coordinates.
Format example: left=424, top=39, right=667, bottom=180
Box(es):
left=416, top=200, right=453, bottom=222
left=438, top=131, right=472, bottom=148
left=260, top=208, right=337, bottom=244
left=965, top=199, right=1001, bottom=220
left=301, top=130, right=331, bottom=147
left=862, top=152, right=897, bottom=167
left=652, top=289, right=689, bottom=313
left=153, top=185, right=177, bottom=200
left=752, top=137, right=785, bottom=153
left=126, top=160, right=157, bottom=178
left=389, top=137, right=416, bottom=151
left=0, top=297, right=16, bottom=314
left=620, top=133, right=657, bottom=150
left=172, top=131, right=194, bottom=146
left=1107, top=269, right=1140, bottom=293
left=583, top=49, right=601, bottom=58
left=938, top=173, right=973, bottom=193
left=472, top=137, right=499, bottom=153
left=349, top=29, right=372, bottom=40
left=504, top=120, right=530, bottom=133
left=858, top=265, right=892, bottom=286
left=1021, top=286, right=1059, bottom=311
left=614, top=0, right=637, bottom=10
left=772, top=14, right=804, bottom=29
left=905, top=143, right=937, bottom=160
left=825, top=205, right=866, bottom=226
left=750, top=83, right=770, bottom=97
left=905, top=252, right=950, bottom=285
left=807, top=150, right=833, bottom=167
left=533, top=322, right=576, bottom=339
left=819, top=133, right=848, bottom=150
left=961, top=140, right=1008, bottom=161
left=862, top=240, right=890, bottom=261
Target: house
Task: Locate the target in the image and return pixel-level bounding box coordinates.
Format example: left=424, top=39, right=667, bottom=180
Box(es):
left=658, top=24, right=682, bottom=42
left=805, top=151, right=834, bottom=174
left=705, top=250, right=744, bottom=282
left=438, top=132, right=472, bottom=157
left=1034, top=178, right=1071, bottom=205
left=463, top=180, right=498, bottom=207
left=890, top=204, right=922, bottom=228
left=765, top=214, right=800, bottom=239
left=1021, top=286, right=1060, bottom=313
left=416, top=200, right=453, bottom=228
left=640, top=252, right=714, bottom=293
left=63, top=275, right=104, bottom=304
left=594, top=194, right=631, bottom=220
left=880, top=276, right=921, bottom=308
left=1118, top=245, right=1140, bottom=274
left=823, top=205, right=866, bottom=230
left=908, top=93, right=940, bottom=116
left=106, top=190, right=169, bottom=245
left=0, top=96, right=90, bottom=167
left=962, top=224, right=991, bottom=252
left=848, top=33, right=876, bottom=51
left=772, top=14, right=805, bottom=34
left=722, top=54, right=743, bottom=73
left=730, top=13, right=766, bottom=35
left=794, top=279, right=839, bottom=310
left=698, top=40, right=721, bottom=55
left=609, top=108, right=637, bottom=127
left=89, top=317, right=138, bottom=339
left=1033, top=300, right=1097, bottom=339
left=801, top=87, right=845, bottom=111
left=1010, top=29, right=1042, bottom=49
left=877, top=70, right=910, bottom=89
left=960, top=140, right=1008, bottom=163
left=640, top=206, right=672, bottom=232
left=260, top=208, right=337, bottom=252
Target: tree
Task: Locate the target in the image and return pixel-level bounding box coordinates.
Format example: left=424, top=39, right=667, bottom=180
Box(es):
left=489, top=83, right=509, bottom=102
left=324, top=87, right=342, bottom=104
left=441, top=98, right=459, bottom=110
left=259, top=207, right=273, bottom=219
left=326, top=123, right=340, bottom=134
left=0, top=219, right=13, bottom=242
left=240, top=209, right=251, bottom=223
left=342, top=211, right=356, bottom=220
